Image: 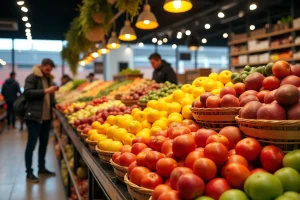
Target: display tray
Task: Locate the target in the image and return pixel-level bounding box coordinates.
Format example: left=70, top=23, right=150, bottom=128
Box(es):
left=54, top=109, right=131, bottom=200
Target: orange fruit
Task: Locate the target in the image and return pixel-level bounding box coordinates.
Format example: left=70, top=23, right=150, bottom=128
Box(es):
left=106, top=125, right=118, bottom=139
left=106, top=115, right=116, bottom=125
left=122, top=133, right=136, bottom=145
left=128, top=120, right=142, bottom=134
left=108, top=141, right=123, bottom=152
left=117, top=118, right=131, bottom=130
left=150, top=126, right=163, bottom=136
left=168, top=112, right=183, bottom=120
left=147, top=109, right=160, bottom=123
left=159, top=111, right=168, bottom=118
left=156, top=100, right=167, bottom=111
left=147, top=100, right=158, bottom=109
left=182, top=105, right=192, bottom=119
left=219, top=70, right=233, bottom=84
left=91, top=121, right=101, bottom=129
left=90, top=133, right=107, bottom=142
left=131, top=108, right=141, bottom=116
left=124, top=114, right=133, bottom=120
left=98, top=139, right=113, bottom=150
left=88, top=129, right=98, bottom=139
left=113, top=128, right=128, bottom=142
left=114, top=115, right=124, bottom=127
left=152, top=120, right=167, bottom=130
left=133, top=111, right=148, bottom=122
left=165, top=95, right=173, bottom=103
left=141, top=120, right=152, bottom=129
left=102, top=123, right=111, bottom=134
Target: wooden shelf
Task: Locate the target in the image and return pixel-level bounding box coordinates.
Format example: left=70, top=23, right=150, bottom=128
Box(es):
left=230, top=43, right=300, bottom=56
left=228, top=26, right=300, bottom=46
left=230, top=57, right=300, bottom=68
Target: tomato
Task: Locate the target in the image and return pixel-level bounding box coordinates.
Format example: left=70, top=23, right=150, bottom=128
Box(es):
left=168, top=126, right=191, bottom=139
left=157, top=190, right=181, bottom=200
left=177, top=173, right=205, bottom=199
left=119, top=152, right=137, bottom=167
left=149, top=136, right=167, bottom=152
left=131, top=143, right=148, bottom=155
left=169, top=167, right=193, bottom=189
left=152, top=184, right=172, bottom=200
left=172, top=134, right=196, bottom=158
left=112, top=152, right=121, bottom=163
left=121, top=145, right=132, bottom=153
left=185, top=151, right=205, bottom=169
left=274, top=167, right=300, bottom=192
left=206, top=134, right=230, bottom=149
left=250, top=168, right=267, bottom=174
left=244, top=172, right=283, bottom=200
left=156, top=158, right=178, bottom=178
left=219, top=126, right=243, bottom=149
left=283, top=150, right=300, bottom=173
left=260, top=145, right=284, bottom=173
left=156, top=130, right=168, bottom=137
left=132, top=136, right=150, bottom=146
left=194, top=129, right=217, bottom=147
left=127, top=161, right=137, bottom=177
left=166, top=152, right=178, bottom=161
left=219, top=189, right=249, bottom=200
left=204, top=142, right=228, bottom=166
left=161, top=139, right=173, bottom=155
left=225, top=163, right=251, bottom=189
left=115, top=155, right=121, bottom=165
left=145, top=151, right=165, bottom=171
left=205, top=178, right=231, bottom=200
left=235, top=138, right=261, bottom=162
left=228, top=149, right=236, bottom=157
left=193, top=158, right=217, bottom=181
left=140, top=172, right=164, bottom=190
left=129, top=166, right=151, bottom=186
left=227, top=155, right=248, bottom=167
left=136, top=151, right=148, bottom=166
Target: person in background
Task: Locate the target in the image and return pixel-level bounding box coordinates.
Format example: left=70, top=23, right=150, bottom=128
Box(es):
left=87, top=72, right=95, bottom=82
left=61, top=74, right=72, bottom=86
left=149, top=53, right=178, bottom=84
left=24, top=58, right=58, bottom=183
left=1, top=72, right=21, bottom=129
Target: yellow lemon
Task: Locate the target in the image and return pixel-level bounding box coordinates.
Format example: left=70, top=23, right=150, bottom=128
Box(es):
left=181, top=84, right=193, bottom=94
left=106, top=125, right=118, bottom=139
left=147, top=100, right=158, bottom=109
left=172, top=89, right=185, bottom=102
left=136, top=130, right=151, bottom=139
left=141, top=120, right=152, bottom=129
left=88, top=129, right=98, bottom=139
left=98, top=139, right=113, bottom=151
left=90, top=133, right=107, bottom=142
left=91, top=121, right=101, bottom=129
left=203, top=79, right=217, bottom=92
left=113, top=128, right=128, bottom=142
left=106, top=115, right=115, bottom=125
left=117, top=118, right=131, bottom=130
left=150, top=126, right=163, bottom=136
left=193, top=87, right=206, bottom=98
left=114, top=115, right=124, bottom=127
left=160, top=117, right=168, bottom=123
left=182, top=105, right=193, bottom=119
left=122, top=133, right=136, bottom=146
left=180, top=94, right=194, bottom=107
left=124, top=114, right=133, bottom=120
left=159, top=111, right=168, bottom=118
left=219, top=70, right=233, bottom=84
left=131, top=108, right=141, bottom=116
left=152, top=120, right=168, bottom=130
left=144, top=107, right=153, bottom=114
left=141, top=128, right=151, bottom=134
left=192, top=77, right=209, bottom=87
left=211, top=88, right=222, bottom=95
left=168, top=113, right=183, bottom=120
left=128, top=120, right=142, bottom=134
left=167, top=116, right=183, bottom=125
left=108, top=141, right=123, bottom=152
left=156, top=100, right=167, bottom=111
left=225, top=82, right=234, bottom=88
left=167, top=102, right=182, bottom=114
left=209, top=73, right=219, bottom=81
left=165, top=95, right=173, bottom=103
left=216, top=81, right=225, bottom=89
left=133, top=111, right=148, bottom=122
left=102, top=123, right=111, bottom=134
left=147, top=109, right=160, bottom=123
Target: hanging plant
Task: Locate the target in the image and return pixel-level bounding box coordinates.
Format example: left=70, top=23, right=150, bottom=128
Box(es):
left=115, top=0, right=142, bottom=18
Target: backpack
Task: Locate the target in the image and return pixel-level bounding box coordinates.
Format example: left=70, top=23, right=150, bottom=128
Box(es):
left=13, top=94, right=28, bottom=120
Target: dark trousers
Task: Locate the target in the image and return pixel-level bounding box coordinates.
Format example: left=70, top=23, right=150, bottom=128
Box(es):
left=25, top=120, right=51, bottom=173
left=6, top=102, right=16, bottom=127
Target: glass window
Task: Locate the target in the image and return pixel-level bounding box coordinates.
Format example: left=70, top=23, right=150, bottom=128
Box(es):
left=0, top=38, right=12, bottom=50
left=14, top=39, right=62, bottom=52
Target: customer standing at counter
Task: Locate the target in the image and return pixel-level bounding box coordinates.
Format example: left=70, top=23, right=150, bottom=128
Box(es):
left=149, top=53, right=178, bottom=84
left=24, top=58, right=58, bottom=183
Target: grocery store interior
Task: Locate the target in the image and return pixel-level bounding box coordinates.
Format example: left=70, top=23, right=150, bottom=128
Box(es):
left=1, top=0, right=300, bottom=200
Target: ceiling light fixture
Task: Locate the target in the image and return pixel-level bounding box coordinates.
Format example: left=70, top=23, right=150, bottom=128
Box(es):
left=185, top=30, right=191, bottom=36
left=139, top=42, right=144, bottom=47
left=187, top=34, right=199, bottom=51
left=22, top=16, right=28, bottom=21
left=25, top=23, right=31, bottom=27
left=250, top=25, right=255, bottom=30
left=163, top=38, right=168, bottom=43
left=157, top=40, right=163, bottom=45
left=80, top=61, right=86, bottom=66
left=21, top=6, right=28, bottom=12
left=136, top=2, right=159, bottom=30
left=204, top=24, right=211, bottom=29
left=223, top=33, right=228, bottom=38
left=152, top=37, right=158, bottom=43
left=163, top=0, right=193, bottom=13
left=249, top=3, right=257, bottom=11
left=99, top=42, right=110, bottom=55
left=172, top=44, right=177, bottom=49
left=119, top=14, right=137, bottom=41
left=238, top=11, right=245, bottom=18
left=177, top=34, right=182, bottom=39
left=17, top=1, right=25, bottom=6
left=92, top=52, right=99, bottom=58
left=0, top=59, right=6, bottom=66
left=25, top=28, right=30, bottom=33
left=202, top=38, right=207, bottom=43
left=218, top=12, right=225, bottom=18
left=107, top=32, right=121, bottom=49
left=26, top=32, right=31, bottom=37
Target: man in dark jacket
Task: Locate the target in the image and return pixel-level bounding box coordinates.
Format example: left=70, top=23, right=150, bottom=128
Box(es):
left=24, top=58, right=58, bottom=183
left=1, top=72, right=21, bottom=129
left=149, top=53, right=178, bottom=84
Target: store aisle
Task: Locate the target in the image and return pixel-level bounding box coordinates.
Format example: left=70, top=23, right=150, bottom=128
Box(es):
left=0, top=126, right=66, bottom=200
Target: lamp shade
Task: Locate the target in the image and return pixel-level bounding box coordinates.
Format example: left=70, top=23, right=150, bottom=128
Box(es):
left=164, top=0, right=193, bottom=13
left=187, top=34, right=199, bottom=51
left=136, top=4, right=159, bottom=30
left=107, top=32, right=121, bottom=49
left=119, top=20, right=137, bottom=41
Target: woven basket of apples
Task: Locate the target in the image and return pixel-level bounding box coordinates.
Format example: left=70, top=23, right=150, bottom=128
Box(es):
left=191, top=87, right=242, bottom=131
left=110, top=158, right=128, bottom=182
left=124, top=173, right=154, bottom=200
left=233, top=61, right=300, bottom=152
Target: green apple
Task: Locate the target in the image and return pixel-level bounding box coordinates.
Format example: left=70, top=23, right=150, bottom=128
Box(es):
left=283, top=150, right=300, bottom=173
left=274, top=167, right=300, bottom=192
left=219, top=189, right=249, bottom=200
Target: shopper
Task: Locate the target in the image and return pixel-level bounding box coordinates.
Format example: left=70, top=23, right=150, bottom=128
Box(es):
left=61, top=74, right=72, bottom=86
left=149, top=53, right=178, bottom=84
left=87, top=72, right=95, bottom=82
left=24, top=58, right=58, bottom=183
left=1, top=72, right=21, bottom=129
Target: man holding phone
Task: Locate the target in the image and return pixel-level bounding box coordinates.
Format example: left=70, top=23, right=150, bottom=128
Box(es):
left=24, top=58, right=58, bottom=183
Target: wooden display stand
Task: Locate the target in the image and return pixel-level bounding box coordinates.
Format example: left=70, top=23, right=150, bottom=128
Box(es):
left=113, top=74, right=143, bottom=81
left=179, top=68, right=212, bottom=84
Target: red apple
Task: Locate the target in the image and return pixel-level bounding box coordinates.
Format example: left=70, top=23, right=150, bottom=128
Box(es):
left=273, top=60, right=291, bottom=78
left=257, top=90, right=270, bottom=103
left=233, top=83, right=246, bottom=96
left=264, top=89, right=277, bottom=104
left=220, top=87, right=237, bottom=98
left=245, top=72, right=265, bottom=91
left=194, top=129, right=217, bottom=147
left=291, top=65, right=300, bottom=77
left=280, top=75, right=300, bottom=87
left=221, top=94, right=240, bottom=107
left=240, top=101, right=262, bottom=119
left=206, top=96, right=221, bottom=108
left=262, top=76, right=281, bottom=90
left=200, top=92, right=214, bottom=107
left=192, top=100, right=203, bottom=108
left=257, top=102, right=287, bottom=120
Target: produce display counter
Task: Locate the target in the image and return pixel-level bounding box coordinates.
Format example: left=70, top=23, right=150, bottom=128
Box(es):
left=54, top=109, right=131, bottom=200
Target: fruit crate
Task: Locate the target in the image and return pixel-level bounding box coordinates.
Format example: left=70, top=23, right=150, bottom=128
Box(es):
left=191, top=107, right=241, bottom=131
left=235, top=116, right=300, bottom=152
left=250, top=28, right=266, bottom=37
left=113, top=74, right=143, bottom=81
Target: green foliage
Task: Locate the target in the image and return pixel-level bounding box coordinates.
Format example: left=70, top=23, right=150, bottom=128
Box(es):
left=115, top=0, right=142, bottom=18
left=119, top=68, right=141, bottom=75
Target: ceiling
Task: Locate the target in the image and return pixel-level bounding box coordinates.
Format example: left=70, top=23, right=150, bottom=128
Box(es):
left=0, top=0, right=299, bottom=47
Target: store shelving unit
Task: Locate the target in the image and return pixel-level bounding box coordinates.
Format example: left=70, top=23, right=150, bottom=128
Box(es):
left=54, top=109, right=131, bottom=200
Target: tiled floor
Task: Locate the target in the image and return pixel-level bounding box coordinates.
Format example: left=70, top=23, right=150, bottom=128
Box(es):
left=0, top=125, right=66, bottom=200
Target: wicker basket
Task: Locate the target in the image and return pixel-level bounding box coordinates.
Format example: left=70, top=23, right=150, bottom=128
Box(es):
left=235, top=116, right=300, bottom=152
left=80, top=132, right=88, bottom=141
left=110, top=159, right=128, bottom=182
left=121, top=99, right=139, bottom=107
left=191, top=107, right=241, bottom=131
left=124, top=174, right=153, bottom=200
left=138, top=102, right=147, bottom=110
left=85, top=138, right=97, bottom=153
left=95, top=146, right=114, bottom=165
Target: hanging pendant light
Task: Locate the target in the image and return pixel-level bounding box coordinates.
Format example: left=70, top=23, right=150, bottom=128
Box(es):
left=119, top=20, right=137, bottom=41
left=107, top=32, right=121, bottom=49
left=187, top=34, right=199, bottom=51
left=136, top=2, right=159, bottom=30
left=98, top=41, right=110, bottom=55
left=164, top=0, right=193, bottom=13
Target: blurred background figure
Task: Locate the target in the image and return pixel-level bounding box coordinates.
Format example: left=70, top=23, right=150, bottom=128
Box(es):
left=1, top=72, right=21, bottom=129
left=61, top=74, right=72, bottom=86
left=87, top=73, right=95, bottom=83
